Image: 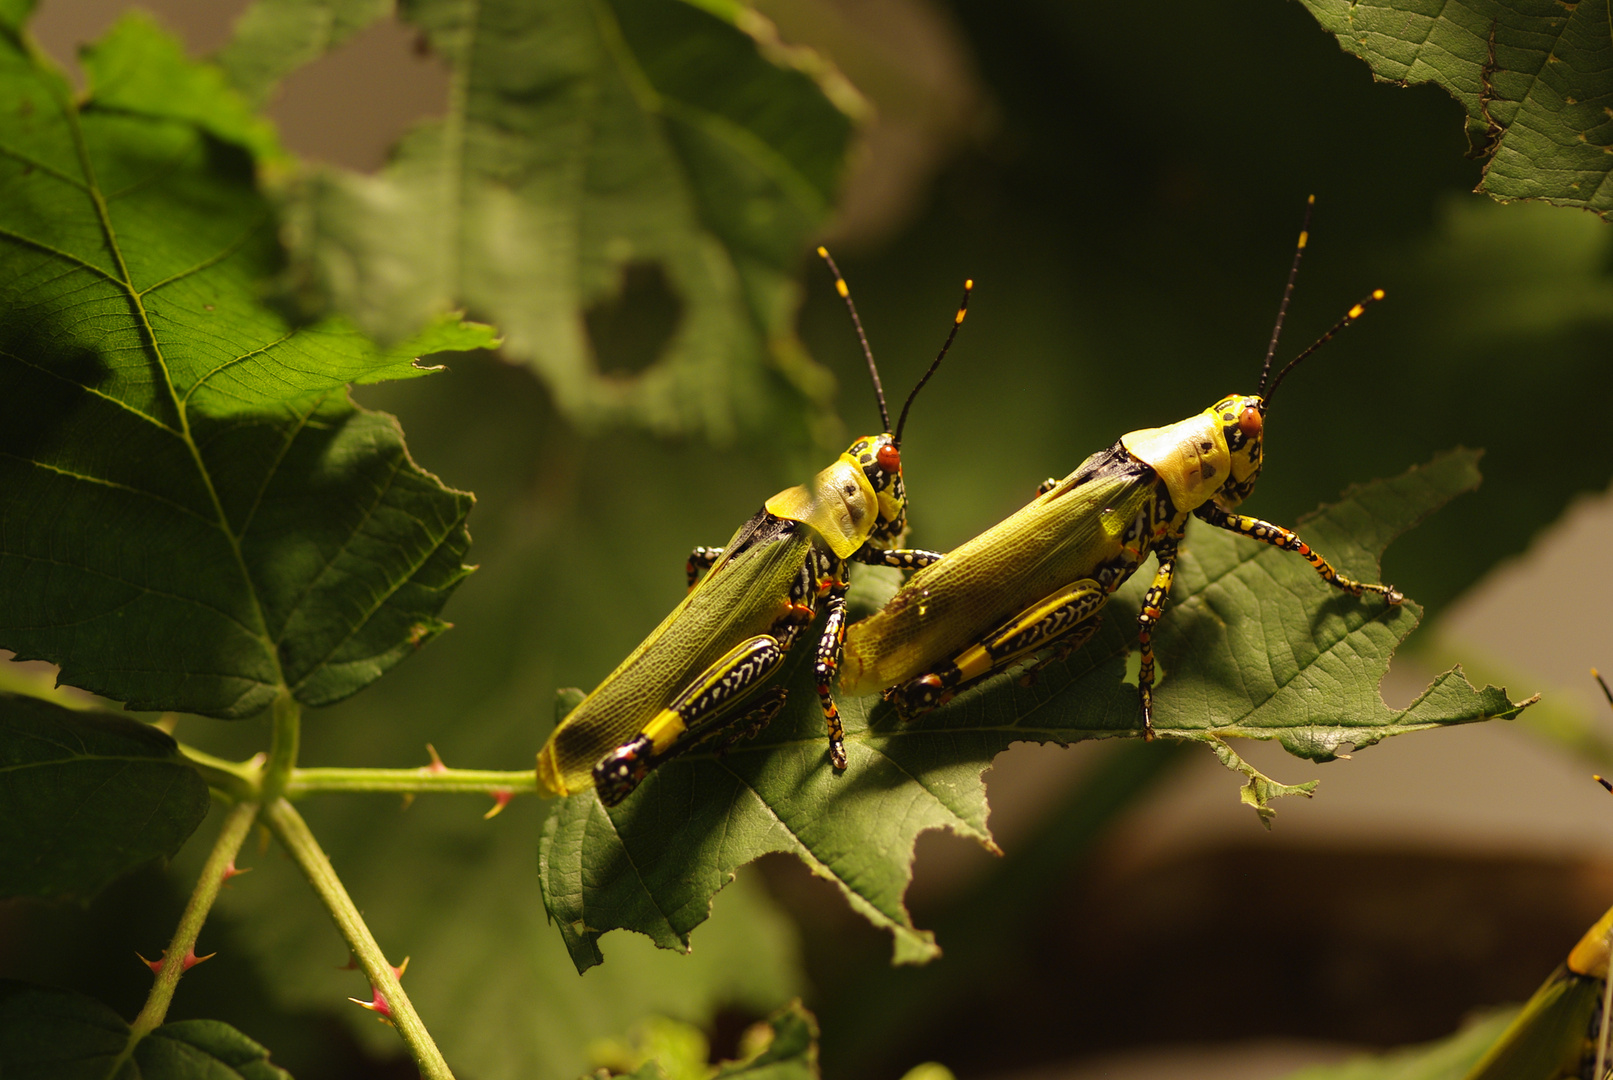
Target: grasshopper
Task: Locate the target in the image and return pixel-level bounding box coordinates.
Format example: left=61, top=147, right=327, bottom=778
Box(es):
left=1462, top=674, right=1613, bottom=1080
left=1460, top=898, right=1612, bottom=1080
left=839, top=202, right=1402, bottom=735
left=537, top=250, right=972, bottom=805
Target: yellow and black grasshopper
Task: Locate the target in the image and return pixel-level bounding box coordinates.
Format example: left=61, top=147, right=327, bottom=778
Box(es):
left=1460, top=674, right=1613, bottom=1080
left=839, top=204, right=1403, bottom=735
left=537, top=250, right=971, bottom=805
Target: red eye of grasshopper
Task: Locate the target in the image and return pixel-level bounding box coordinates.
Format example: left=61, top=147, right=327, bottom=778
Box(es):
left=1238, top=407, right=1263, bottom=437
left=876, top=444, right=901, bottom=473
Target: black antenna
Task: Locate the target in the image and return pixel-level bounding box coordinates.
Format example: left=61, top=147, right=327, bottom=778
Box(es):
left=1263, top=289, right=1386, bottom=407
left=894, top=279, right=972, bottom=446
left=818, top=247, right=890, bottom=432
left=1596, top=668, right=1612, bottom=709
left=1258, top=195, right=1316, bottom=398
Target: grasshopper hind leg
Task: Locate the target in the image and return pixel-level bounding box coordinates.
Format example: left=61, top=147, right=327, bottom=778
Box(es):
left=592, top=635, right=790, bottom=805
left=594, top=687, right=791, bottom=807
left=887, top=580, right=1109, bottom=719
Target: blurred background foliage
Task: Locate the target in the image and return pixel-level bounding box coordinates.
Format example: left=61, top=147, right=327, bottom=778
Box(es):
left=4, top=0, right=1612, bottom=1078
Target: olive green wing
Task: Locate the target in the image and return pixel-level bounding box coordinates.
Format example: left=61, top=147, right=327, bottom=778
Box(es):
left=1462, top=965, right=1600, bottom=1080
left=541, top=515, right=811, bottom=793
left=843, top=449, right=1154, bottom=693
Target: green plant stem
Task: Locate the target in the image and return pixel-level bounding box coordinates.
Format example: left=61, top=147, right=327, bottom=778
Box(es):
left=179, top=743, right=261, bottom=801
left=260, top=690, right=300, bottom=802
left=117, top=799, right=260, bottom=1060
left=288, top=765, right=538, bottom=795
left=263, top=796, right=454, bottom=1080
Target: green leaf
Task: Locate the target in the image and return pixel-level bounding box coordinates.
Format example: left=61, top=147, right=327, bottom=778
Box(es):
left=584, top=1002, right=819, bottom=1080
left=0, top=980, right=292, bottom=1079
left=1277, top=1008, right=1519, bottom=1080
left=215, top=0, right=392, bottom=107
left=0, top=693, right=210, bottom=901
left=538, top=450, right=1534, bottom=970
left=0, top=14, right=489, bottom=717
left=247, top=0, right=857, bottom=440
left=1296, top=0, right=1613, bottom=218
left=713, top=1001, right=818, bottom=1080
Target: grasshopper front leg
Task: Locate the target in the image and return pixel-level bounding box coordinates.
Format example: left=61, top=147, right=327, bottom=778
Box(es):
left=686, top=546, right=724, bottom=590
left=814, top=574, right=852, bottom=770
left=1134, top=530, right=1184, bottom=740
left=851, top=546, right=944, bottom=571
left=1193, top=505, right=1404, bottom=603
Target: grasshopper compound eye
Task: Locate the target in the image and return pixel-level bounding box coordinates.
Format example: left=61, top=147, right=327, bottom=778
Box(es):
left=876, top=443, right=902, bottom=473
left=1238, top=406, right=1263, bottom=437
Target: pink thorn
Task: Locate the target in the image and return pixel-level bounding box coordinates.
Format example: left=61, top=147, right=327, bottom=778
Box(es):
left=483, top=789, right=513, bottom=820
left=138, top=947, right=215, bottom=974
left=221, top=860, right=250, bottom=885
left=349, top=990, right=393, bottom=1022
left=425, top=743, right=448, bottom=774
left=348, top=956, right=410, bottom=1024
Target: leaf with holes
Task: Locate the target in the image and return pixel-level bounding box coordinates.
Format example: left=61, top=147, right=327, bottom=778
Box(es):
left=0, top=979, right=291, bottom=1079
left=0, top=693, right=210, bottom=901
left=539, top=450, right=1534, bottom=971
left=222, top=0, right=858, bottom=440
left=0, top=13, right=493, bottom=717
left=1297, top=0, right=1613, bottom=218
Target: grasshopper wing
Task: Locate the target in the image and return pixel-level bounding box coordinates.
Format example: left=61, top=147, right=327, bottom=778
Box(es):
left=842, top=448, right=1154, bottom=694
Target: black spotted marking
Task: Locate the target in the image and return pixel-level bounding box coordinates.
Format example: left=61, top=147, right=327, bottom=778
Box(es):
left=594, top=735, right=654, bottom=806
left=812, top=580, right=853, bottom=769
left=686, top=545, right=723, bottom=588
left=854, top=546, right=943, bottom=570
left=1132, top=531, right=1183, bottom=739
left=984, top=589, right=1105, bottom=661
left=893, top=661, right=963, bottom=718
left=1017, top=617, right=1102, bottom=686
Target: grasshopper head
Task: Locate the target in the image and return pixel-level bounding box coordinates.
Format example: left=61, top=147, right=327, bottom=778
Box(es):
left=764, top=433, right=907, bottom=558
left=1212, top=393, right=1266, bottom=506
left=847, top=433, right=908, bottom=546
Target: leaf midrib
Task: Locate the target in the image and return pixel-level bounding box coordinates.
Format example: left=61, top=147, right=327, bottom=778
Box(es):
left=52, top=76, right=288, bottom=690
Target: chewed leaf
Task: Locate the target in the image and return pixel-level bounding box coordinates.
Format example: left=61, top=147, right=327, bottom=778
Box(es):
left=538, top=449, right=1533, bottom=972
left=249, top=0, right=857, bottom=440
left=0, top=15, right=484, bottom=717
left=1297, top=1, right=1613, bottom=218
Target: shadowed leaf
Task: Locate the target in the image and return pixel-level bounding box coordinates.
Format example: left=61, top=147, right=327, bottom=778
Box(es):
left=0, top=980, right=291, bottom=1079
left=1297, top=0, right=1613, bottom=217
left=231, top=0, right=857, bottom=440
left=0, top=14, right=489, bottom=717
left=0, top=693, right=209, bottom=901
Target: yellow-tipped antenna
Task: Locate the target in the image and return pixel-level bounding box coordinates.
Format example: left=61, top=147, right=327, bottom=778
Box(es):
left=1258, top=195, right=1315, bottom=398
left=1263, top=288, right=1387, bottom=407
left=893, top=279, right=972, bottom=447
left=818, top=246, right=890, bottom=432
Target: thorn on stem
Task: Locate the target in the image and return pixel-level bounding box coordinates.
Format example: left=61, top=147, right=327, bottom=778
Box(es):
left=484, top=789, right=513, bottom=819
left=220, top=860, right=250, bottom=886
left=425, top=744, right=448, bottom=774
left=138, top=947, right=215, bottom=975
left=349, top=957, right=410, bottom=1024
